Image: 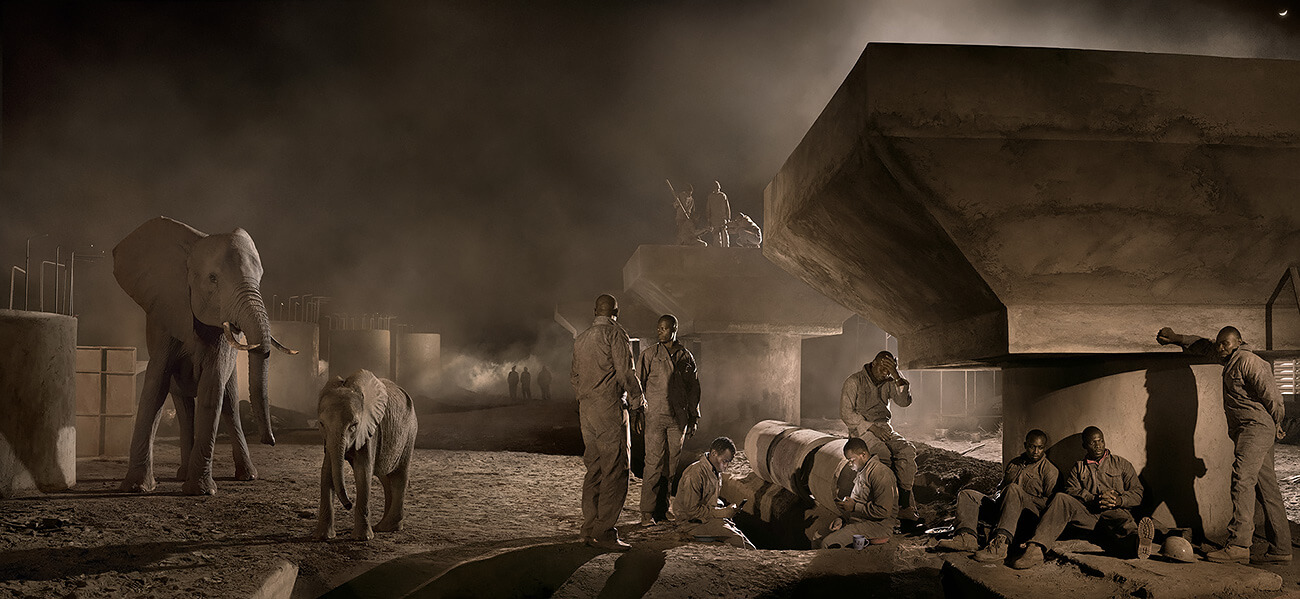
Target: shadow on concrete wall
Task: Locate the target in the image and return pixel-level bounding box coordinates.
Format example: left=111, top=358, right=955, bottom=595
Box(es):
left=1046, top=433, right=1084, bottom=488
left=1141, top=365, right=1206, bottom=535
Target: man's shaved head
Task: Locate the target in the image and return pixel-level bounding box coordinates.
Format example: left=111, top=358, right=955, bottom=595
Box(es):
left=1214, top=325, right=1243, bottom=361
left=595, top=294, right=618, bottom=317
left=1216, top=326, right=1242, bottom=343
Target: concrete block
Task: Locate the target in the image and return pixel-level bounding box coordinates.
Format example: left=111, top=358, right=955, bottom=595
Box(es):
left=328, top=329, right=391, bottom=383
left=0, top=310, right=77, bottom=496
left=764, top=43, right=1300, bottom=367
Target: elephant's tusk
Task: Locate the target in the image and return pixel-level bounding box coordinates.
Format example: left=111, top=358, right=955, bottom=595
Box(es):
left=222, top=322, right=261, bottom=351
left=270, top=335, right=299, bottom=355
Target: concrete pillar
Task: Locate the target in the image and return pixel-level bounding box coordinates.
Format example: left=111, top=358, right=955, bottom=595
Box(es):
left=0, top=310, right=77, bottom=496
left=237, top=321, right=325, bottom=417
left=696, top=333, right=802, bottom=442
left=395, top=333, right=440, bottom=399
left=1002, top=354, right=1235, bottom=543
left=329, top=330, right=391, bottom=382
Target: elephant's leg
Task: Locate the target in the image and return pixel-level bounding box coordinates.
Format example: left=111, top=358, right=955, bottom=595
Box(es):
left=174, top=393, right=195, bottom=481
left=222, top=375, right=257, bottom=481
left=374, top=465, right=409, bottom=532
left=120, top=330, right=180, bottom=493
left=182, top=344, right=233, bottom=496
left=312, top=453, right=336, bottom=540
left=351, top=449, right=375, bottom=540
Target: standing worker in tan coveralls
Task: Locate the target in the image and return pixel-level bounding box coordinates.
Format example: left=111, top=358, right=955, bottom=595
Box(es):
left=1158, top=325, right=1292, bottom=564
left=706, top=181, right=731, bottom=248
left=637, top=314, right=701, bottom=526
left=571, top=294, right=645, bottom=552
left=841, top=350, right=918, bottom=522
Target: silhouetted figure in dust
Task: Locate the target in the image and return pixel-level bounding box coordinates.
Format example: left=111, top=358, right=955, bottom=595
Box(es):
left=571, top=293, right=645, bottom=551
left=520, top=366, right=532, bottom=400
left=706, top=180, right=731, bottom=248
left=507, top=365, right=519, bottom=400
left=537, top=366, right=553, bottom=400
left=671, top=183, right=706, bottom=246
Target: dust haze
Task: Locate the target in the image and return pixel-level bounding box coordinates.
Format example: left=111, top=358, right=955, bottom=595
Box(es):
left=4, top=0, right=1298, bottom=373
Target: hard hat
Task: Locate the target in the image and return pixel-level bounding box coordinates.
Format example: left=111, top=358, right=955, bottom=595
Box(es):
left=1161, top=536, right=1196, bottom=563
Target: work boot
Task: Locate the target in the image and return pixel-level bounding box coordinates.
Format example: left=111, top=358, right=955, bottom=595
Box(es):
left=1252, top=551, right=1293, bottom=564
left=1011, top=543, right=1044, bottom=570
left=936, top=531, right=978, bottom=552
left=640, top=513, right=657, bottom=527
left=589, top=536, right=632, bottom=552
left=973, top=534, right=1010, bottom=563
left=1136, top=517, right=1155, bottom=560
left=1205, top=545, right=1249, bottom=564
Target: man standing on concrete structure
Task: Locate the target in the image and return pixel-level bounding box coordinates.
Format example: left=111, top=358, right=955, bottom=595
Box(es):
left=1011, top=426, right=1153, bottom=569
left=841, top=350, right=919, bottom=522
left=638, top=314, right=701, bottom=526
left=571, top=294, right=646, bottom=552
left=673, top=436, right=755, bottom=549
left=819, top=437, right=898, bottom=549
left=538, top=366, right=553, bottom=401
left=520, top=366, right=532, bottom=400
left=706, top=180, right=731, bottom=248
left=671, top=182, right=706, bottom=246
left=507, top=365, right=519, bottom=400
left=1157, top=326, right=1292, bottom=564
left=729, top=212, right=762, bottom=248
left=937, top=429, right=1058, bottom=562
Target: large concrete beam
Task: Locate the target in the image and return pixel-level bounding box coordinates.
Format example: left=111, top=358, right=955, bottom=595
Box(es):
left=765, top=43, right=1300, bottom=368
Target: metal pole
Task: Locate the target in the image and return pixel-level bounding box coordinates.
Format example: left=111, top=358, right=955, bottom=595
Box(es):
left=40, top=260, right=58, bottom=312
left=24, top=234, right=47, bottom=310
left=9, top=267, right=24, bottom=310
left=54, top=247, right=61, bottom=314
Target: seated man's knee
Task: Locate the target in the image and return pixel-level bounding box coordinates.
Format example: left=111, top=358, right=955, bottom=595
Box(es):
left=958, top=488, right=982, bottom=502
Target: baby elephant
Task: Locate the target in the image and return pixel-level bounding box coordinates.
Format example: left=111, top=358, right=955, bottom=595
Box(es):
left=313, top=369, right=418, bottom=541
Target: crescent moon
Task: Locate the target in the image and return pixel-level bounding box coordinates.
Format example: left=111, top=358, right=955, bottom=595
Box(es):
left=1281, top=9, right=1290, bottom=16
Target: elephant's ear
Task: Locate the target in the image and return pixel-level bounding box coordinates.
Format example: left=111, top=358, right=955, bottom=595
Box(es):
left=348, top=369, right=389, bottom=451
left=113, top=217, right=206, bottom=335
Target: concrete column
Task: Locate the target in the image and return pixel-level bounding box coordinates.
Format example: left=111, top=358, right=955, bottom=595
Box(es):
left=695, top=333, right=802, bottom=443
left=395, top=333, right=440, bottom=399
left=329, top=330, right=391, bottom=382
left=1001, top=354, right=1235, bottom=543
left=0, top=310, right=77, bottom=496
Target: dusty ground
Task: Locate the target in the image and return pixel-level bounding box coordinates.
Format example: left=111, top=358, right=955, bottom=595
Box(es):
left=5, top=395, right=1300, bottom=598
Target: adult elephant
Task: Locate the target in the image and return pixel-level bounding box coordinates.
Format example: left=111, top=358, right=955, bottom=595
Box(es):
left=114, top=216, right=296, bottom=495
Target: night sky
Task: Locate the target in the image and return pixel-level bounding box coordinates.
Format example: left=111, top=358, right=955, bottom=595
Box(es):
left=4, top=0, right=1299, bottom=359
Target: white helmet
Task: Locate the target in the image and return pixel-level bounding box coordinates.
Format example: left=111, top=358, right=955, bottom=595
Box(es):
left=1161, top=536, right=1196, bottom=563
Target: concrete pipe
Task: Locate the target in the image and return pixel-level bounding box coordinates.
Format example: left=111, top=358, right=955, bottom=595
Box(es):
left=744, top=419, right=841, bottom=499
left=807, top=439, right=856, bottom=514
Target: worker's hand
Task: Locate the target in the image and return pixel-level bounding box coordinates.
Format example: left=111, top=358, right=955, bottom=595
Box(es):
left=1098, top=490, right=1119, bottom=509
left=1156, top=327, right=1178, bottom=346
left=835, top=497, right=856, bottom=513
left=631, top=408, right=645, bottom=435
left=1278, top=425, right=1287, bottom=441
left=685, top=422, right=697, bottom=438
left=718, top=505, right=738, bottom=519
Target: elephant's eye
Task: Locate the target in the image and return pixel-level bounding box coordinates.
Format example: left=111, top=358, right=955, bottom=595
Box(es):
left=208, top=274, right=218, bottom=283
left=349, top=423, right=357, bottom=431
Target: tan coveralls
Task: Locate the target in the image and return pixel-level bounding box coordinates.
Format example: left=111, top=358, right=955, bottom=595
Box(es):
left=955, top=453, right=1059, bottom=540
left=821, top=455, right=898, bottom=548
left=1180, top=339, right=1290, bottom=552
left=673, top=453, right=755, bottom=549
left=571, top=316, right=644, bottom=542
left=638, top=341, right=701, bottom=519
left=840, top=366, right=916, bottom=493
left=1027, top=451, right=1143, bottom=550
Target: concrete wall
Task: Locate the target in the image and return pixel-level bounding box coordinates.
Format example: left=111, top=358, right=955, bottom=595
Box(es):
left=0, top=310, right=77, bottom=496
left=329, top=330, right=391, bottom=382
left=1002, top=354, right=1234, bottom=543
left=395, top=333, right=440, bottom=399
left=236, top=321, right=327, bottom=416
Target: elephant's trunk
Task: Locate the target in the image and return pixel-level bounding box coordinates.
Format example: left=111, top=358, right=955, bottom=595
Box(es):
left=233, top=280, right=275, bottom=446
left=328, top=435, right=353, bottom=510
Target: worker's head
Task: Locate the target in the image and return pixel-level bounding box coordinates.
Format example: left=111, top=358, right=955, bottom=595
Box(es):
left=1081, top=426, right=1106, bottom=460
left=843, top=437, right=872, bottom=472
left=1214, top=326, right=1243, bottom=362
left=1024, top=429, right=1049, bottom=462
left=510, top=365, right=516, bottom=371
left=656, top=314, right=678, bottom=344
left=868, top=351, right=897, bottom=381
left=711, top=180, right=722, bottom=193
left=708, top=436, right=736, bottom=472
left=594, top=294, right=619, bottom=318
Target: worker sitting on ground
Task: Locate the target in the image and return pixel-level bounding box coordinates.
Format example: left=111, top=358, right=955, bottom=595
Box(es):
left=819, top=436, right=898, bottom=549
left=673, top=436, right=756, bottom=549
left=1011, top=426, right=1153, bottom=569
left=937, top=429, right=1058, bottom=562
